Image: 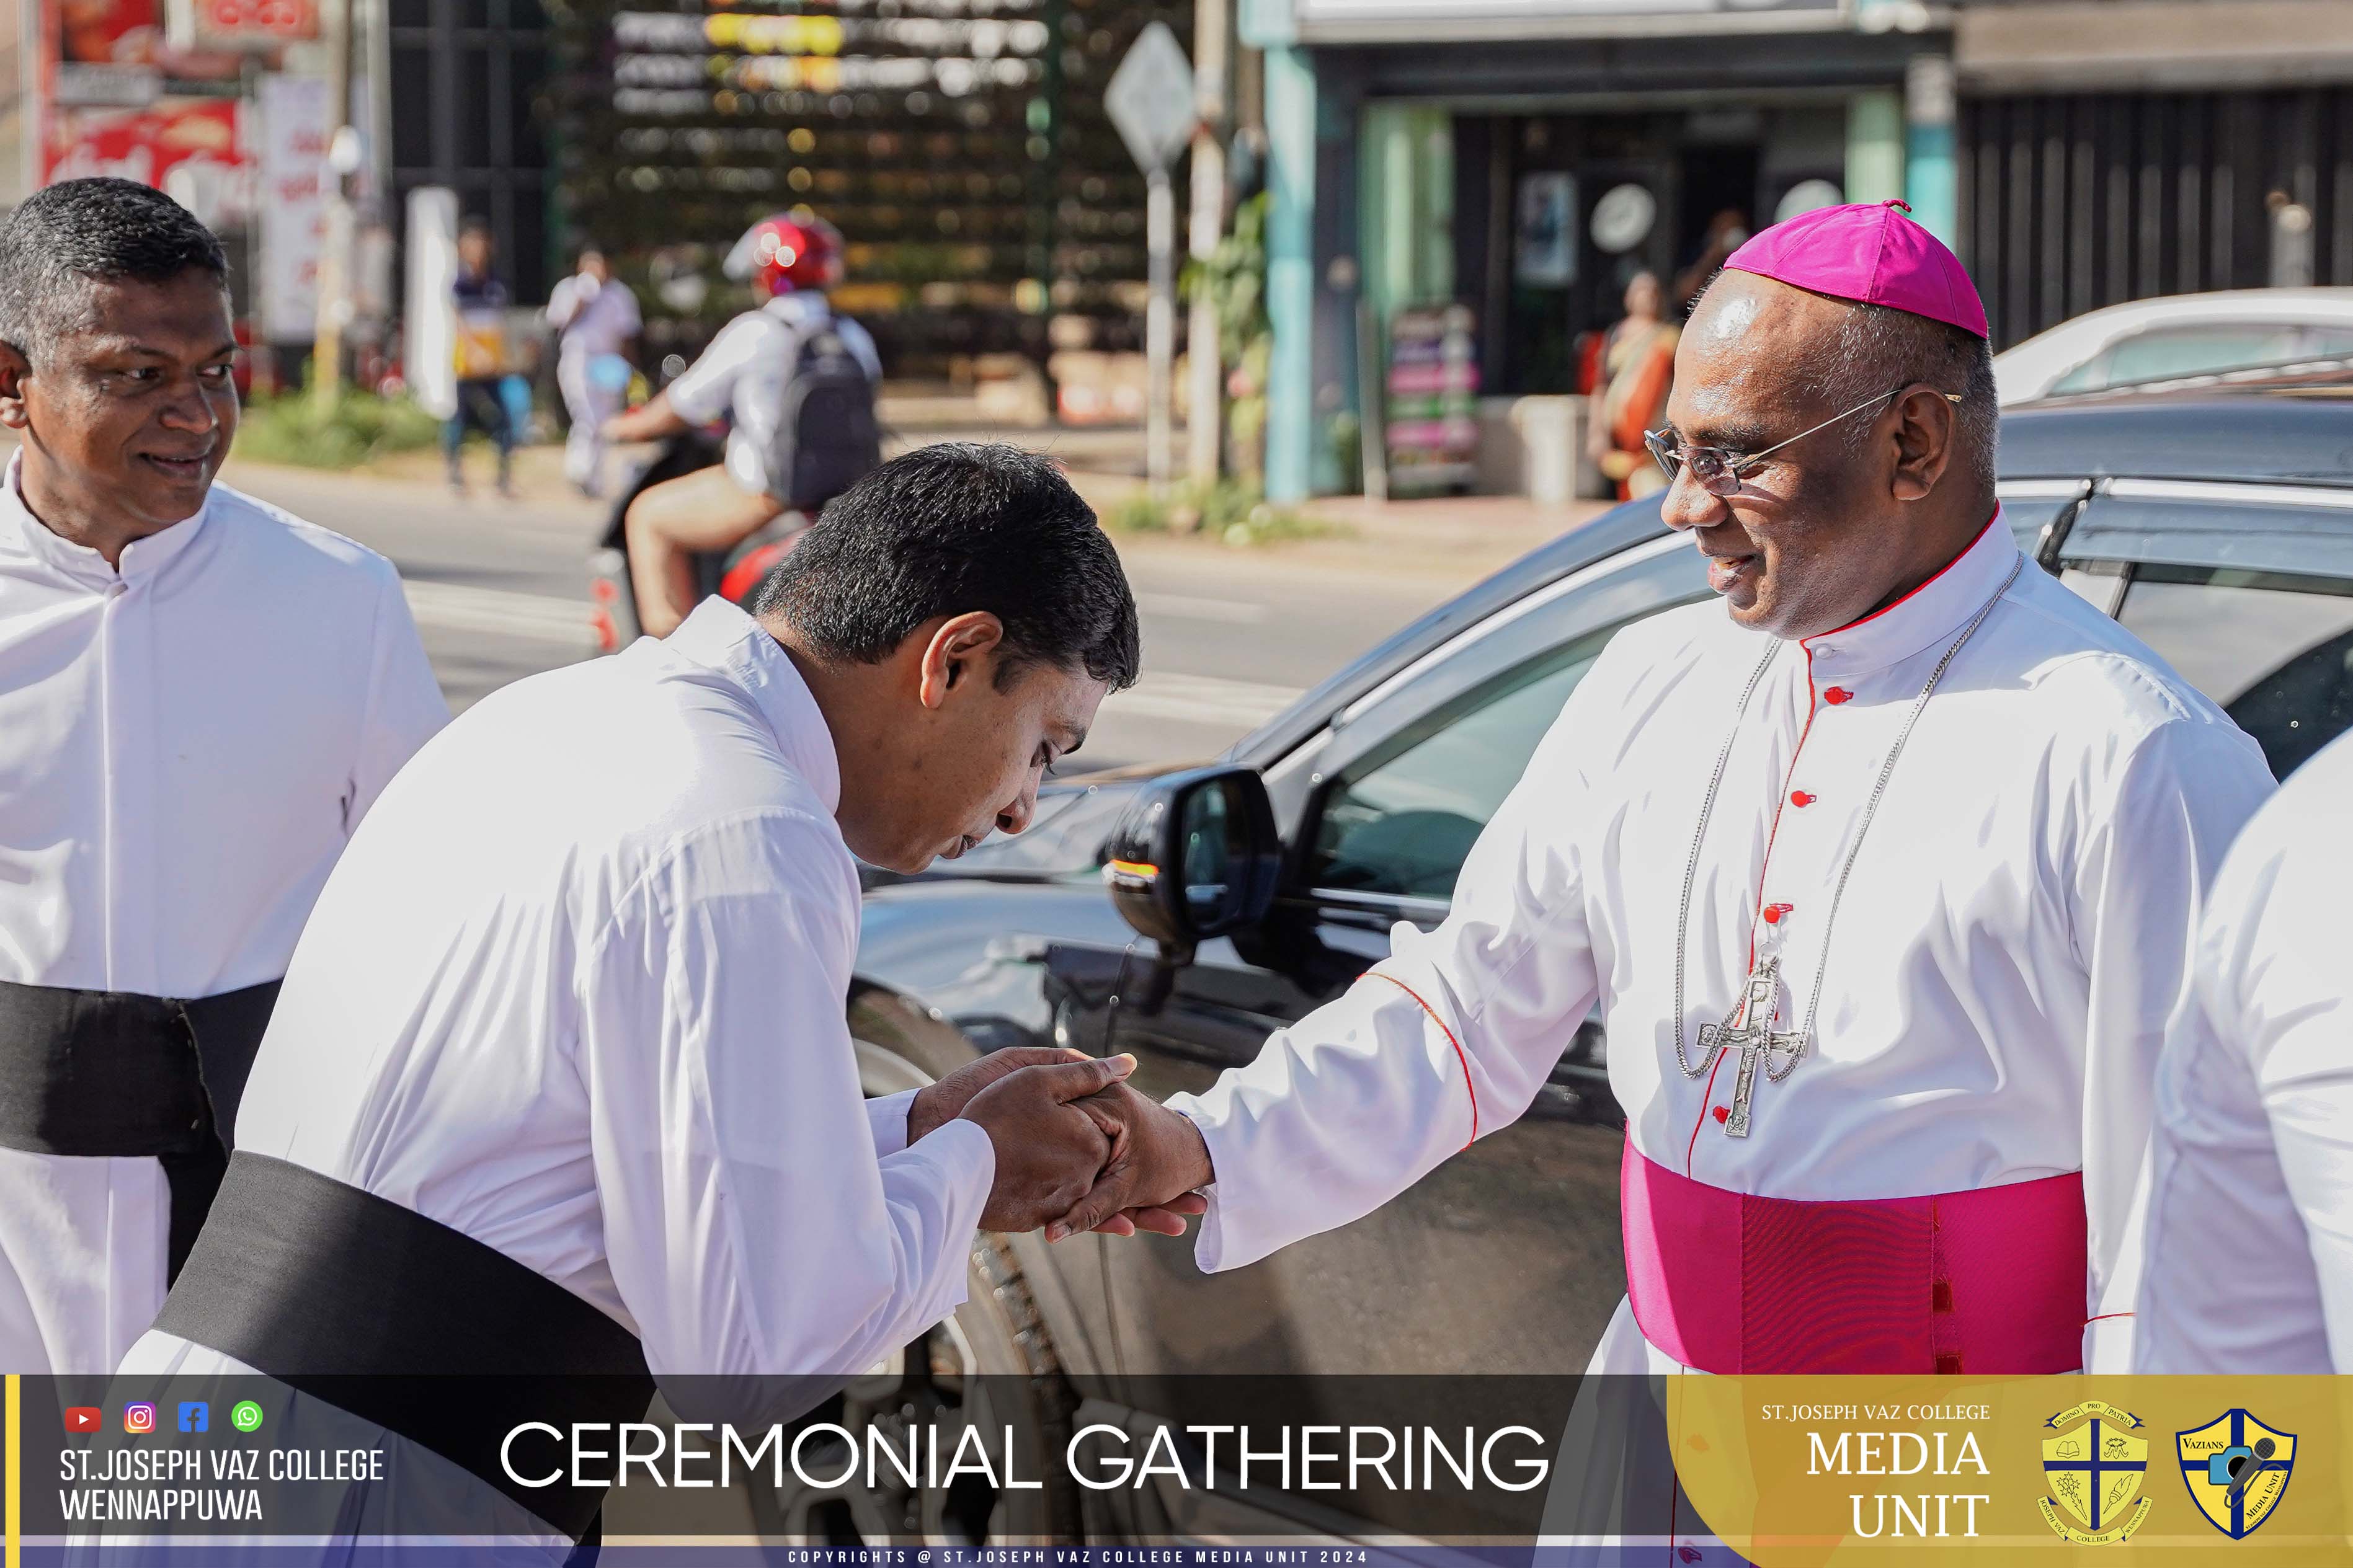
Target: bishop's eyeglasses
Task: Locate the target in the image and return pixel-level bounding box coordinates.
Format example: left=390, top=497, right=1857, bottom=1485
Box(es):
left=1645, top=388, right=1965, bottom=497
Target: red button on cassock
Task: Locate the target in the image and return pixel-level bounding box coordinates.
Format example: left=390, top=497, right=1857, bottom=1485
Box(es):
left=1712, top=1106, right=1730, bottom=1123
left=1790, top=790, right=1815, bottom=807
left=1763, top=902, right=1794, bottom=924
left=1823, top=686, right=1853, bottom=704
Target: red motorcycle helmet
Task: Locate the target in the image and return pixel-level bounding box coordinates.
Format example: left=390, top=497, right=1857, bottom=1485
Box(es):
left=721, top=212, right=844, bottom=298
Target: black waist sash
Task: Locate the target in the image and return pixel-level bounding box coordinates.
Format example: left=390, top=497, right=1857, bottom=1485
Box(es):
left=0, top=975, right=280, bottom=1277
left=156, top=1150, right=656, bottom=1542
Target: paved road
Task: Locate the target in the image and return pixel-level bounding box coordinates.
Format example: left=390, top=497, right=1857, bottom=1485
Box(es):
left=225, top=464, right=1457, bottom=774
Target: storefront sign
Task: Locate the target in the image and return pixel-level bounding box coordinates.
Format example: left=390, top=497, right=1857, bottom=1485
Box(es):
left=41, top=95, right=244, bottom=197
left=256, top=73, right=329, bottom=342
left=165, top=0, right=319, bottom=51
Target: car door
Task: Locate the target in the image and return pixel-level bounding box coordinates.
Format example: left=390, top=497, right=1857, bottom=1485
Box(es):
left=2045, top=477, right=2353, bottom=777
left=1079, top=536, right=1704, bottom=1400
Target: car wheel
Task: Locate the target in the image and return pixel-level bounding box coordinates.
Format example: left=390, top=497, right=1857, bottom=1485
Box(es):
left=744, top=1040, right=1084, bottom=1544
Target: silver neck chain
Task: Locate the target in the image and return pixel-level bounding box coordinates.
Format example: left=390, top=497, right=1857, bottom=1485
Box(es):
left=1670, top=556, right=2026, bottom=1082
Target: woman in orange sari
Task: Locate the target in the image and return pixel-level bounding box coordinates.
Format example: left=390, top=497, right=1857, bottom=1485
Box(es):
left=1585, top=270, right=1679, bottom=500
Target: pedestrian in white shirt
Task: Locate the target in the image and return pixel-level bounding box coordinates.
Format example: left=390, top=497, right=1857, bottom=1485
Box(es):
left=113, top=443, right=1172, bottom=1556
left=1069, top=203, right=2274, bottom=1369
left=544, top=243, right=639, bottom=498
left=2132, top=729, right=2353, bottom=1371
left=0, top=178, right=447, bottom=1377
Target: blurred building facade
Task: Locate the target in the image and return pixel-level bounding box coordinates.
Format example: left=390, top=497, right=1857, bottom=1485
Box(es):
left=540, top=0, right=1192, bottom=386
left=383, top=0, right=556, bottom=303
left=1245, top=0, right=2353, bottom=500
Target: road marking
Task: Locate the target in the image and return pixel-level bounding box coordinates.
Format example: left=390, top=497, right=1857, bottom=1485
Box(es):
left=401, top=580, right=597, bottom=647
left=1134, top=591, right=1268, bottom=625
left=1102, top=671, right=1303, bottom=727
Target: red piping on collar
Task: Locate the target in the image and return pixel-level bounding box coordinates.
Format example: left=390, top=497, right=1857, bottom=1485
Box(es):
left=1802, top=507, right=2003, bottom=647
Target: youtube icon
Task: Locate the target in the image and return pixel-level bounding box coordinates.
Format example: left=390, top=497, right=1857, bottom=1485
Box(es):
left=63, top=1406, right=101, bottom=1434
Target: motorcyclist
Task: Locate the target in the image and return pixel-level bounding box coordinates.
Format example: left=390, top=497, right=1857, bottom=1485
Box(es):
left=603, top=212, right=881, bottom=637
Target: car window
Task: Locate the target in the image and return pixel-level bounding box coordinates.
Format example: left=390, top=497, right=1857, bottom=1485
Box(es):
left=1306, top=621, right=1626, bottom=899
left=2050, top=323, right=2308, bottom=394
left=2113, top=564, right=2353, bottom=779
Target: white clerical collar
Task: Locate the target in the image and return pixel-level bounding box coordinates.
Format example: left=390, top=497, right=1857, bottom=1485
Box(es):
left=1799, top=508, right=2019, bottom=679
left=664, top=596, right=843, bottom=815
left=0, top=449, right=213, bottom=593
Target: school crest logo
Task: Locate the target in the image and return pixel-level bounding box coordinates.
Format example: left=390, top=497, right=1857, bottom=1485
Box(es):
left=2038, top=1400, right=2153, bottom=1544
left=2177, top=1410, right=2296, bottom=1539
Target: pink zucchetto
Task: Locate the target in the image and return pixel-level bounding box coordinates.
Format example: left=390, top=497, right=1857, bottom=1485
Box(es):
left=1721, top=198, right=1989, bottom=340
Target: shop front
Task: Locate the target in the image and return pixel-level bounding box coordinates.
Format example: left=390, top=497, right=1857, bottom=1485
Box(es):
left=1242, top=0, right=1947, bottom=500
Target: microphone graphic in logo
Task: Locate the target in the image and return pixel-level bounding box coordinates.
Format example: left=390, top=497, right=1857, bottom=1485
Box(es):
left=123, top=1402, right=156, bottom=1434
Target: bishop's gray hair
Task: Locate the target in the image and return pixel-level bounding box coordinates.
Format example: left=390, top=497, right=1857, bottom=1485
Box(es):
left=1805, top=298, right=1999, bottom=495
left=0, top=178, right=229, bottom=370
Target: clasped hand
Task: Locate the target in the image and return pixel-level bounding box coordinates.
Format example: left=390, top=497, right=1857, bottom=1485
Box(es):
left=906, top=1048, right=1214, bottom=1239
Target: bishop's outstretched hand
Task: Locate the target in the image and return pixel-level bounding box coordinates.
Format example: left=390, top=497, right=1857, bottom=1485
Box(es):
left=1045, top=1083, right=1215, bottom=1242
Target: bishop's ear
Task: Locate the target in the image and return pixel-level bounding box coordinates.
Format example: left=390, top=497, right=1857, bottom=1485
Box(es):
left=0, top=341, right=30, bottom=431
left=1888, top=382, right=1956, bottom=503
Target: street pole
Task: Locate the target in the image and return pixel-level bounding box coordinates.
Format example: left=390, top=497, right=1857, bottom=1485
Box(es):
left=1185, top=0, right=1229, bottom=494
left=1145, top=164, right=1175, bottom=497
left=311, top=0, right=354, bottom=416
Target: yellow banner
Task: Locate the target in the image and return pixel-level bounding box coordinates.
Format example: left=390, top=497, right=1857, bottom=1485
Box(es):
left=1665, top=1375, right=2347, bottom=1564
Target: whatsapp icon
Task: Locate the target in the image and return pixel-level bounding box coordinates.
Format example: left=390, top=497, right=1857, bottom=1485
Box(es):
left=229, top=1401, right=264, bottom=1433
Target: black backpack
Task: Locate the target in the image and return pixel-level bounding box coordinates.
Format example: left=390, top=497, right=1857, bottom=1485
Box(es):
left=767, top=310, right=881, bottom=510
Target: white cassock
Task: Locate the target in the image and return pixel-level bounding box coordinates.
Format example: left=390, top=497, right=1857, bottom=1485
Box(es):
left=1170, top=516, right=2275, bottom=1380
left=2128, top=730, right=2353, bottom=1371
left=109, top=596, right=994, bottom=1555
left=0, top=453, right=446, bottom=1375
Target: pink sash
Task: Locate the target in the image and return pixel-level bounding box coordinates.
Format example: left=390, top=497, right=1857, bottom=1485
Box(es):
left=1620, top=1141, right=2088, bottom=1375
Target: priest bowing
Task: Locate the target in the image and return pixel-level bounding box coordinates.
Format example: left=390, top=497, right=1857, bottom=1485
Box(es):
left=1064, top=201, right=2277, bottom=1384
left=0, top=179, right=447, bottom=1375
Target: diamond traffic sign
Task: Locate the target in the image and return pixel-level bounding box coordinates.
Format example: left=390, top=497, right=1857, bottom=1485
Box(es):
left=1105, top=20, right=1196, bottom=175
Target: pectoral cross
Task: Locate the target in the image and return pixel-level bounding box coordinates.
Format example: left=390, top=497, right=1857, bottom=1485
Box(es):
left=1697, top=954, right=1807, bottom=1138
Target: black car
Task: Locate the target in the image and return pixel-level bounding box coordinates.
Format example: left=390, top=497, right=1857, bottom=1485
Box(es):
left=820, top=380, right=2353, bottom=1544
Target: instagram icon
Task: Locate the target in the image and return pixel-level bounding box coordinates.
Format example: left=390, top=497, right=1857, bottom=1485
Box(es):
left=123, top=1402, right=156, bottom=1433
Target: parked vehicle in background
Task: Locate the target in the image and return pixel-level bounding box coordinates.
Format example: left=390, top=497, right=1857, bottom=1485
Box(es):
left=1993, top=288, right=2353, bottom=404
left=809, top=376, right=2353, bottom=1546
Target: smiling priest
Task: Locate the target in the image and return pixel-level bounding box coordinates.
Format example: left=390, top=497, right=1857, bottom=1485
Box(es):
left=0, top=180, right=447, bottom=1376
left=1072, top=202, right=2277, bottom=1381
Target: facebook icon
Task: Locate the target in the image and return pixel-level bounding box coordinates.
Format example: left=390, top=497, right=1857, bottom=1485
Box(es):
left=177, top=1402, right=208, bottom=1433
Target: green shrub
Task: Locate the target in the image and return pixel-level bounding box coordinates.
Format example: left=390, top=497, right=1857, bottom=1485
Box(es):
left=234, top=389, right=443, bottom=469
left=1101, top=478, right=1346, bottom=548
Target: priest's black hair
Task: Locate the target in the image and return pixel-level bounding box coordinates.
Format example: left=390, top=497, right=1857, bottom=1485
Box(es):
left=755, top=442, right=1142, bottom=693
left=0, top=178, right=229, bottom=369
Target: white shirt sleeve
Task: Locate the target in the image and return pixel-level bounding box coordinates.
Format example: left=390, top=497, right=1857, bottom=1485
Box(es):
left=347, top=564, right=450, bottom=833
left=545, top=277, right=582, bottom=330
left=868, top=1090, right=917, bottom=1159
left=666, top=311, right=771, bottom=428
left=578, top=813, right=994, bottom=1385
left=2070, top=717, right=2275, bottom=1371
left=612, top=283, right=643, bottom=340
left=1168, top=698, right=1606, bottom=1273
left=2132, top=752, right=2349, bottom=1372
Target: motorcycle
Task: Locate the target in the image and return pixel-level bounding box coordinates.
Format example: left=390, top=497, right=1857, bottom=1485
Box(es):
left=585, top=430, right=813, bottom=654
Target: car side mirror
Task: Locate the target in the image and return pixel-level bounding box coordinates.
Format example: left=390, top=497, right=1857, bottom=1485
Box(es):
left=1103, top=765, right=1280, bottom=952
